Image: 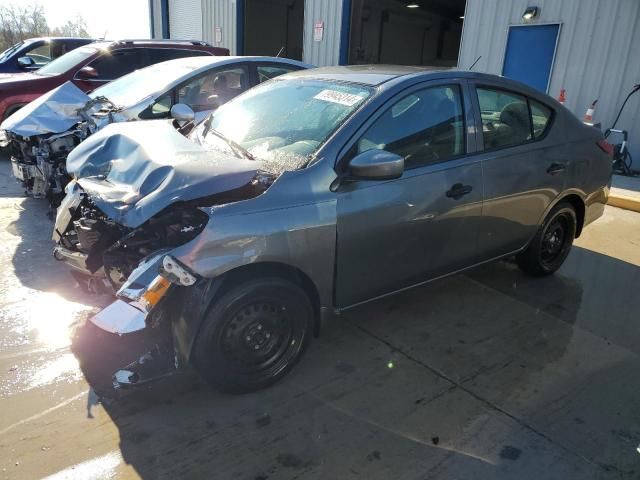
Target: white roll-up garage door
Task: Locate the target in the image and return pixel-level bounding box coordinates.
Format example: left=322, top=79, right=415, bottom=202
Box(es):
left=169, top=0, right=203, bottom=40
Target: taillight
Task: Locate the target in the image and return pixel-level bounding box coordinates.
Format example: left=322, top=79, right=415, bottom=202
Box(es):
left=596, top=139, right=614, bottom=156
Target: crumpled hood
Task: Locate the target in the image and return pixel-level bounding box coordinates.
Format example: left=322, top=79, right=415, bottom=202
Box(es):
left=0, top=81, right=90, bottom=136
left=68, top=121, right=261, bottom=228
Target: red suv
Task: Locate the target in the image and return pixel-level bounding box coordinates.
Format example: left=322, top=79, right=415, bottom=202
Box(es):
left=0, top=39, right=229, bottom=122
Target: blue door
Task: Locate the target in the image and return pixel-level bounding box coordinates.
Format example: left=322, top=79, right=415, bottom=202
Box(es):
left=502, top=24, right=560, bottom=92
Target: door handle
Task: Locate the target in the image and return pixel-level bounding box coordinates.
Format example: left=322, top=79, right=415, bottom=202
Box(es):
left=446, top=183, right=473, bottom=200
left=546, top=163, right=566, bottom=175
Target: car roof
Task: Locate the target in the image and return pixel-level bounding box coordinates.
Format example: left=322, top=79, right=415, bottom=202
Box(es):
left=149, top=55, right=312, bottom=71
left=282, top=65, right=517, bottom=87
left=281, top=65, right=450, bottom=86
left=93, top=55, right=313, bottom=107
left=22, top=37, right=97, bottom=43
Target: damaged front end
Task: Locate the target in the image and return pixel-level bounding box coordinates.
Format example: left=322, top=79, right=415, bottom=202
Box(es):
left=1, top=82, right=124, bottom=205
left=53, top=181, right=213, bottom=292
left=9, top=126, right=90, bottom=203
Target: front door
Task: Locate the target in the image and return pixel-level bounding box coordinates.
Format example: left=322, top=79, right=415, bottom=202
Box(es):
left=335, top=82, right=483, bottom=307
left=471, top=84, right=562, bottom=260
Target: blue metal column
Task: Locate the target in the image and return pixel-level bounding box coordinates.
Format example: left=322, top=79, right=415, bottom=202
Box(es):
left=339, top=0, right=352, bottom=65
left=161, top=0, right=170, bottom=38
left=236, top=0, right=245, bottom=55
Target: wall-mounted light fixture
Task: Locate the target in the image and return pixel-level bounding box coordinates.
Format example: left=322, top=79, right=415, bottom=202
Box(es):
left=407, top=3, right=420, bottom=8
left=522, top=6, right=539, bottom=21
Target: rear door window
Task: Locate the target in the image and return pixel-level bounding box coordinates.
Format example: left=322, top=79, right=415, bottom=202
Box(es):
left=88, top=49, right=147, bottom=80
left=476, top=87, right=532, bottom=150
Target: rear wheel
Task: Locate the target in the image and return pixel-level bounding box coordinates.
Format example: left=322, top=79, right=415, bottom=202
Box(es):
left=516, top=202, right=577, bottom=276
left=192, top=277, right=313, bottom=393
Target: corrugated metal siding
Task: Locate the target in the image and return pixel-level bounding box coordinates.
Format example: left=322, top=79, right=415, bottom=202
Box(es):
left=459, top=0, right=640, bottom=159
left=303, top=0, right=343, bottom=66
left=150, top=0, right=164, bottom=38
left=169, top=0, right=203, bottom=39
left=201, top=0, right=237, bottom=54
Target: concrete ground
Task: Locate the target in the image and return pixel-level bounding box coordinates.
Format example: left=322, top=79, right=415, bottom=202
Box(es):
left=1, top=158, right=640, bottom=480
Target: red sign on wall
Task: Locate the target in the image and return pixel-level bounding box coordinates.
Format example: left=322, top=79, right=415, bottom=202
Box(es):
left=314, top=21, right=324, bottom=42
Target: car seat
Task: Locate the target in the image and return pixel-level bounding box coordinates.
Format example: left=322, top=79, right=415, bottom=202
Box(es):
left=499, top=102, right=531, bottom=144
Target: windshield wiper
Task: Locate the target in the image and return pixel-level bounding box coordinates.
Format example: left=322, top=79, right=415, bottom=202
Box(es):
left=201, top=117, right=254, bottom=161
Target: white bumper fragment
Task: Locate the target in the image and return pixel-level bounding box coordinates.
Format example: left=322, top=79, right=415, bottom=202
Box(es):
left=90, top=299, right=147, bottom=335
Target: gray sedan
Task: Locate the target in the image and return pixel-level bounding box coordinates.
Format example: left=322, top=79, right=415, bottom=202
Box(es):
left=54, top=66, right=612, bottom=393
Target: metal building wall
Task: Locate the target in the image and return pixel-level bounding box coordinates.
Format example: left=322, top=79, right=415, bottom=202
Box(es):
left=169, top=0, right=203, bottom=39
left=302, top=0, right=344, bottom=66
left=149, top=0, right=165, bottom=38
left=459, top=0, right=640, bottom=158
left=201, top=0, right=237, bottom=53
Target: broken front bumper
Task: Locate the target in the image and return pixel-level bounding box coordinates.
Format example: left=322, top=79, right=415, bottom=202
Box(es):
left=88, top=252, right=198, bottom=389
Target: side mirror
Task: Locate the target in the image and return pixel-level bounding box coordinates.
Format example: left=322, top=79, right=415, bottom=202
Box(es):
left=76, top=66, right=98, bottom=79
left=170, top=103, right=195, bottom=123
left=348, top=149, right=404, bottom=181
left=17, top=56, right=35, bottom=68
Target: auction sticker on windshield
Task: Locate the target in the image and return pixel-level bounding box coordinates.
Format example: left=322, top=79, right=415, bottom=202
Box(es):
left=314, top=89, right=364, bottom=107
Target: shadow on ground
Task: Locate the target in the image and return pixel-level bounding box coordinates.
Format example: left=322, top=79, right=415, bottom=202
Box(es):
left=70, top=246, right=640, bottom=479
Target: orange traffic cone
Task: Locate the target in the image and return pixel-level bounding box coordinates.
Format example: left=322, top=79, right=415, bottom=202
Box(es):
left=557, top=89, right=566, bottom=105
left=583, top=99, right=598, bottom=123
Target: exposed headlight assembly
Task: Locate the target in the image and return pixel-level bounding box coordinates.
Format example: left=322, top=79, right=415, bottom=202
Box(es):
left=90, top=252, right=198, bottom=335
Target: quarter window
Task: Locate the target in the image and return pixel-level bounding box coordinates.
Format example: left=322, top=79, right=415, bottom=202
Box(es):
left=356, top=85, right=465, bottom=169
left=257, top=64, right=300, bottom=83
left=530, top=99, right=552, bottom=138
left=477, top=88, right=532, bottom=150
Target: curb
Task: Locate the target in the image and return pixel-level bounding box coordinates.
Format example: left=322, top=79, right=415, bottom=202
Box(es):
left=608, top=193, right=640, bottom=213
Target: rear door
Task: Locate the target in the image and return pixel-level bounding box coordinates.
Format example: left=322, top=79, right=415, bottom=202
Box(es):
left=335, top=80, right=483, bottom=307
left=470, top=83, right=561, bottom=260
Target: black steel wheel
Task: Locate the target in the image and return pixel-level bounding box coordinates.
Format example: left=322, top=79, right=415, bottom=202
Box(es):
left=192, top=277, right=313, bottom=393
left=517, top=202, right=577, bottom=276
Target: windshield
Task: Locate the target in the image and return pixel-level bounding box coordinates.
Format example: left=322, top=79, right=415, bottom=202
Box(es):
left=0, top=41, right=24, bottom=63
left=36, top=46, right=97, bottom=76
left=193, top=78, right=372, bottom=174
left=90, top=61, right=199, bottom=107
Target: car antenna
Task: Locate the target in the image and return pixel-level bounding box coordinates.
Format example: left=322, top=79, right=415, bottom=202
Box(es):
left=468, top=55, right=482, bottom=71
left=275, top=46, right=284, bottom=57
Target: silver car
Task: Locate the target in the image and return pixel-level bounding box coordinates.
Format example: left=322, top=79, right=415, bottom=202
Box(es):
left=54, top=66, right=612, bottom=393
left=2, top=55, right=310, bottom=203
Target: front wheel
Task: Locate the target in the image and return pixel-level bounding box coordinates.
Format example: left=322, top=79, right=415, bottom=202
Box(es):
left=516, top=202, right=577, bottom=276
left=192, top=277, right=313, bottom=393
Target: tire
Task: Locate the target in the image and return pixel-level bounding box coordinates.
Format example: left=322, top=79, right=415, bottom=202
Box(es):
left=192, top=277, right=313, bottom=393
left=516, top=202, right=577, bottom=276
